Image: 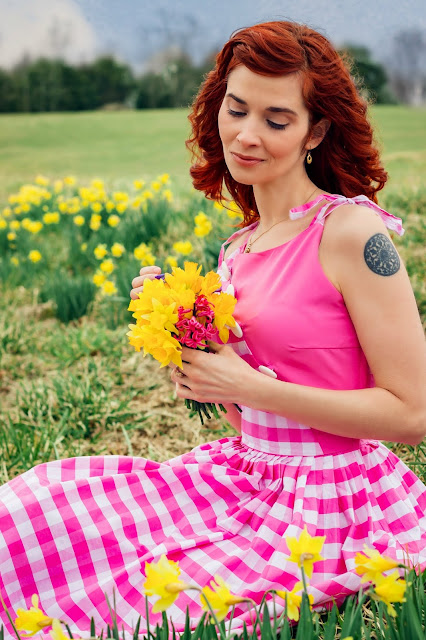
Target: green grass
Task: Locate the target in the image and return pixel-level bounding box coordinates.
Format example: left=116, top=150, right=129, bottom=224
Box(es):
left=0, top=106, right=425, bottom=200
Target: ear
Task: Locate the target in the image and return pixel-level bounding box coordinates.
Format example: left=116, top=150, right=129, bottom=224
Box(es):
left=306, top=118, right=331, bottom=151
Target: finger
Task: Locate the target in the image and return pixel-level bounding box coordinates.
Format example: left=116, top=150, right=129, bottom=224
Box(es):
left=206, top=340, right=223, bottom=353
left=140, top=265, right=161, bottom=276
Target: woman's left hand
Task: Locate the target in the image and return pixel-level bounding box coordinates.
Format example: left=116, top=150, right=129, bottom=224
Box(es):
left=170, top=342, right=254, bottom=405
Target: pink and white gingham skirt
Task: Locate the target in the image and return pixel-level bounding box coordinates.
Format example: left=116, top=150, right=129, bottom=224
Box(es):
left=0, top=436, right=425, bottom=638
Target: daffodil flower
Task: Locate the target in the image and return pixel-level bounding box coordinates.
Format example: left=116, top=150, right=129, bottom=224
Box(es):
left=371, top=570, right=409, bottom=617
left=143, top=555, right=190, bottom=612
left=200, top=575, right=247, bottom=622
left=15, top=594, right=53, bottom=637
left=354, top=545, right=400, bottom=583
left=275, top=581, right=314, bottom=622
left=285, top=525, right=325, bottom=579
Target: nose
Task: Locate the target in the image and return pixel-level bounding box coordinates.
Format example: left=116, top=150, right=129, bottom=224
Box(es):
left=236, top=119, right=261, bottom=147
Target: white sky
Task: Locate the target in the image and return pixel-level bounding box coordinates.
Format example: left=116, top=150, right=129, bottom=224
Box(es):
left=1, top=0, right=425, bottom=69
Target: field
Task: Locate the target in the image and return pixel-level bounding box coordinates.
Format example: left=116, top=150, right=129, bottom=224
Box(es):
left=1, top=105, right=426, bottom=199
left=0, top=105, right=425, bottom=638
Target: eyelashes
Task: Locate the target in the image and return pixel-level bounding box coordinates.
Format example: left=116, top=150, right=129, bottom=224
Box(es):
left=226, top=108, right=288, bottom=130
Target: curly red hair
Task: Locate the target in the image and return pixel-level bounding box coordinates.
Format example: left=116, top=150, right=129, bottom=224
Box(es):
left=186, top=21, right=388, bottom=226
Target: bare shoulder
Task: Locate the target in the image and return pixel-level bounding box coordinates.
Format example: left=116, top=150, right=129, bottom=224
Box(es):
left=319, top=203, right=400, bottom=292
left=322, top=203, right=393, bottom=247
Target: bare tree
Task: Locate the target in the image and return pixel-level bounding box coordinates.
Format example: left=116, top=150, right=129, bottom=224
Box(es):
left=387, top=28, right=426, bottom=105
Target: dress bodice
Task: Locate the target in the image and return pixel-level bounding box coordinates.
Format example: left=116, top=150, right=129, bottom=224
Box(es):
left=216, top=194, right=404, bottom=456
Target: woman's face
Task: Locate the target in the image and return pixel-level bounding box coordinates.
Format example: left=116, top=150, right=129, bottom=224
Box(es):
left=218, top=65, right=312, bottom=187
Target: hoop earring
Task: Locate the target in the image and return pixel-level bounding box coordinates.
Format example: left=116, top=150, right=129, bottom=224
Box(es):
left=306, top=151, right=313, bottom=164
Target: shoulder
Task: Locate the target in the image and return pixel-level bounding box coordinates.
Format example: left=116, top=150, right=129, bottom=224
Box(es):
left=321, top=203, right=396, bottom=258
left=223, top=226, right=254, bottom=260
left=319, top=203, right=401, bottom=293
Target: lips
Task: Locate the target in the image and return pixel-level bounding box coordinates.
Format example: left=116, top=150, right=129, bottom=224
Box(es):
left=231, top=152, right=264, bottom=166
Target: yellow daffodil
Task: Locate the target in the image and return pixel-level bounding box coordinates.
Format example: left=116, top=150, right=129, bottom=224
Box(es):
left=151, top=180, right=161, bottom=192
left=90, top=178, right=104, bottom=191
left=27, top=220, right=43, bottom=234
left=165, top=255, right=178, bottom=269
left=10, top=256, right=19, bottom=266
left=201, top=575, right=247, bottom=622
left=148, top=298, right=179, bottom=333
left=15, top=594, right=53, bottom=637
left=35, top=175, right=49, bottom=186
left=113, top=191, right=128, bottom=202
left=43, top=212, right=60, bottom=224
left=129, top=325, right=182, bottom=367
left=285, top=525, right=325, bottom=579
left=111, top=242, right=125, bottom=257
left=213, top=201, right=224, bottom=212
left=63, top=175, right=76, bottom=186
left=159, top=173, right=169, bottom=184
left=28, top=250, right=42, bottom=263
left=226, top=201, right=244, bottom=220
left=134, top=179, right=145, bottom=190
left=354, top=545, right=400, bottom=583
left=210, top=292, right=237, bottom=342
left=90, top=214, right=102, bottom=231
left=142, top=189, right=154, bottom=200
left=372, top=570, right=409, bottom=617
left=275, top=581, right=314, bottom=622
left=173, top=240, right=193, bottom=256
left=73, top=215, right=85, bottom=227
left=133, top=243, right=156, bottom=266
left=14, top=206, right=22, bottom=214
left=100, top=259, right=114, bottom=274
left=80, top=243, right=87, bottom=251
left=21, top=203, right=31, bottom=213
left=165, top=262, right=203, bottom=293
left=162, top=189, right=173, bottom=203
left=58, top=202, right=68, bottom=213
left=54, top=180, right=63, bottom=193
left=10, top=220, right=21, bottom=230
left=91, top=202, right=103, bottom=213
left=106, top=200, right=115, bottom=212
left=116, top=202, right=127, bottom=214
left=94, top=244, right=108, bottom=260
left=143, top=554, right=189, bottom=612
left=93, top=272, right=106, bottom=287
left=48, top=619, right=71, bottom=640
left=101, top=280, right=117, bottom=296
left=7, top=232, right=16, bottom=241
left=0, top=218, right=7, bottom=229
left=108, top=214, right=120, bottom=227
left=199, top=271, right=222, bottom=297
left=2, top=207, right=12, bottom=217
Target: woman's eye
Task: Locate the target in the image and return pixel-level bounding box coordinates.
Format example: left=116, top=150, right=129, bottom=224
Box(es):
left=227, top=108, right=245, bottom=117
left=267, top=120, right=288, bottom=130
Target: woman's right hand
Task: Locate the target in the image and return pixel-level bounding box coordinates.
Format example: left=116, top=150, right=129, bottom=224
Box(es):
left=130, top=265, right=161, bottom=300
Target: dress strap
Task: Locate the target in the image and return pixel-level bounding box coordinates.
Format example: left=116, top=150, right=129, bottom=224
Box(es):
left=290, top=193, right=405, bottom=236
left=218, top=222, right=258, bottom=267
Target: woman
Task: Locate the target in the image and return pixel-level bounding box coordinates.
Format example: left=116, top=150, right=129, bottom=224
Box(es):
left=1, top=20, right=425, bottom=639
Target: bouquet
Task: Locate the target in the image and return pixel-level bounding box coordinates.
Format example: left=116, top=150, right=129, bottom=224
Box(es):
left=127, top=261, right=240, bottom=424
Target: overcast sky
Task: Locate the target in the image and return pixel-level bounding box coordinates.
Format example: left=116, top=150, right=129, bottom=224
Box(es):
left=1, top=0, right=426, bottom=70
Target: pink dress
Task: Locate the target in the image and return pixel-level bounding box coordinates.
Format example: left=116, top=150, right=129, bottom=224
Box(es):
left=0, top=194, right=425, bottom=638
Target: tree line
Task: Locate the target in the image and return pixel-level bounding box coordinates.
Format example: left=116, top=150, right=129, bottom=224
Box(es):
left=0, top=39, right=421, bottom=114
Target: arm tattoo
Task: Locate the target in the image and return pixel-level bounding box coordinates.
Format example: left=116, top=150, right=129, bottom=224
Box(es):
left=363, top=233, right=400, bottom=276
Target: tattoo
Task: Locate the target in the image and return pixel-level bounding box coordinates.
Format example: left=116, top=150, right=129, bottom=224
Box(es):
left=363, top=233, right=400, bottom=276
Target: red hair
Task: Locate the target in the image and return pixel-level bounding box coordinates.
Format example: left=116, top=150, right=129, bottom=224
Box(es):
left=186, top=21, right=388, bottom=226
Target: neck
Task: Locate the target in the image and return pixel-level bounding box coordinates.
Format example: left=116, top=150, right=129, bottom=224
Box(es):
left=252, top=177, right=319, bottom=227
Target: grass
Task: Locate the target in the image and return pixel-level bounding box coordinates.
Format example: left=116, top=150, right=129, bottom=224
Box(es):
left=0, top=106, right=426, bottom=200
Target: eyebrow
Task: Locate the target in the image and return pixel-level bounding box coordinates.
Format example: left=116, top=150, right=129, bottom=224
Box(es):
left=227, top=92, right=298, bottom=116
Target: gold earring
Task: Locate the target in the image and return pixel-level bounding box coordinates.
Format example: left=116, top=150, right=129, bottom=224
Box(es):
left=306, top=151, right=312, bottom=164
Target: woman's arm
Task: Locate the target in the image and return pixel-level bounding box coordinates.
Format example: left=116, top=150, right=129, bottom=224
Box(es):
left=173, top=206, right=426, bottom=446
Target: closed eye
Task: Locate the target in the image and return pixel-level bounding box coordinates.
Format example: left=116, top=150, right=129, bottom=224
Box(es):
left=227, top=108, right=288, bottom=131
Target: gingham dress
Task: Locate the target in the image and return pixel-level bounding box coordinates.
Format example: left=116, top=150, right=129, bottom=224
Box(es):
left=1, top=194, right=425, bottom=638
